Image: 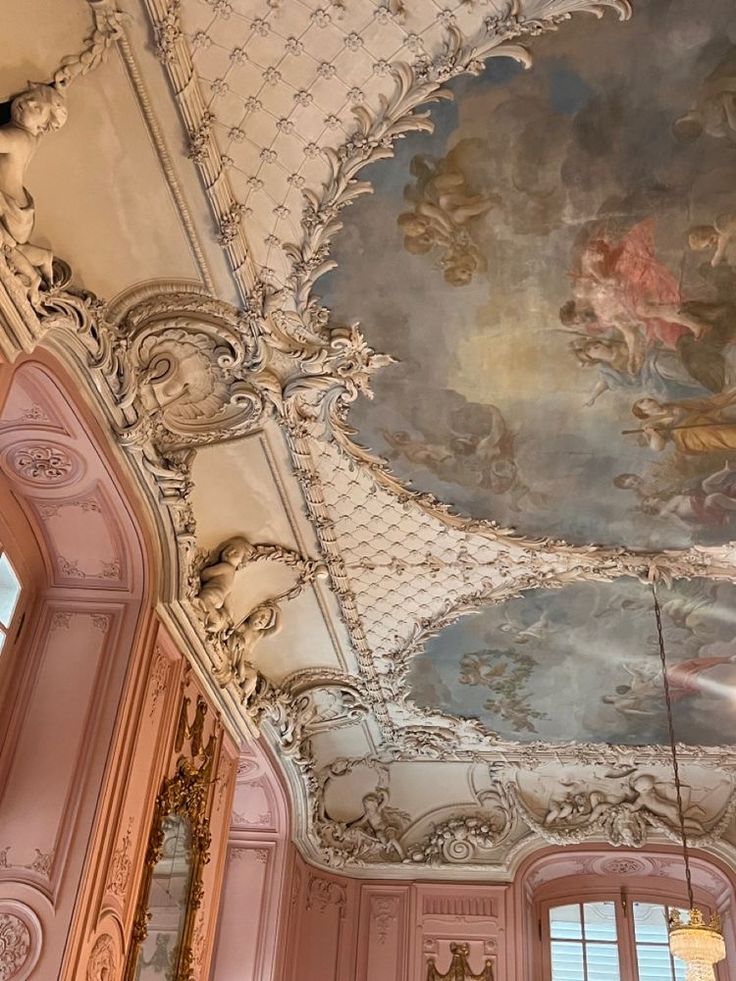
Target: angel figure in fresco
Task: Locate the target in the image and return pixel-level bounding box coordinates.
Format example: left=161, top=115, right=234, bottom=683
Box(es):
left=497, top=610, right=551, bottom=644
left=689, top=213, right=736, bottom=267
left=574, top=294, right=736, bottom=404
left=602, top=655, right=736, bottom=719
left=0, top=83, right=68, bottom=304
left=658, top=583, right=723, bottom=638
left=398, top=152, right=499, bottom=287
left=629, top=389, right=736, bottom=456
left=638, top=461, right=736, bottom=531
left=381, top=429, right=454, bottom=471
left=382, top=398, right=529, bottom=503
left=673, top=46, right=736, bottom=144
left=195, top=536, right=255, bottom=635
left=562, top=219, right=707, bottom=375
left=573, top=337, right=712, bottom=407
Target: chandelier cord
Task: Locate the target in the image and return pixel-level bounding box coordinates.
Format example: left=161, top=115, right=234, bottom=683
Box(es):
left=652, top=583, right=694, bottom=911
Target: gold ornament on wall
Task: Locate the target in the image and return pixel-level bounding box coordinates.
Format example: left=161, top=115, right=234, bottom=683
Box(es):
left=427, top=943, right=494, bottom=981
left=123, top=696, right=215, bottom=981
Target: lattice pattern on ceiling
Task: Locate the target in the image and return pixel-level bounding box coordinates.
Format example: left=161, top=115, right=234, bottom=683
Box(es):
left=311, top=437, right=555, bottom=656
left=176, top=0, right=494, bottom=285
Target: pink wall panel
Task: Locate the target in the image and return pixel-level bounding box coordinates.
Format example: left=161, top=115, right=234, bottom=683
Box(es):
left=356, top=887, right=410, bottom=981
left=412, top=884, right=508, bottom=980
left=0, top=608, right=111, bottom=872
left=216, top=845, right=272, bottom=980
left=211, top=741, right=293, bottom=981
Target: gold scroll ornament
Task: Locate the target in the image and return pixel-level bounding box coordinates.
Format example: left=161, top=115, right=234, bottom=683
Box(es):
left=427, top=942, right=494, bottom=981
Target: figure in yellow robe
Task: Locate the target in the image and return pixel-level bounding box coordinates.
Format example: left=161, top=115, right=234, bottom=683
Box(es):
left=631, top=389, right=736, bottom=454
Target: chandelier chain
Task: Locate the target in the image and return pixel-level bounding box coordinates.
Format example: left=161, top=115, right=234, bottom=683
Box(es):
left=652, top=583, right=694, bottom=911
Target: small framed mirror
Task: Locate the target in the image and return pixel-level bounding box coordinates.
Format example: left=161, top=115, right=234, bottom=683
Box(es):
left=124, top=755, right=212, bottom=981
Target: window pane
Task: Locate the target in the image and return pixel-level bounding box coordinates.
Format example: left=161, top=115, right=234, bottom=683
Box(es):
left=584, top=902, right=617, bottom=942
left=633, top=902, right=669, bottom=944
left=0, top=553, right=20, bottom=628
left=586, top=942, right=620, bottom=981
left=551, top=904, right=583, bottom=939
left=551, top=941, right=585, bottom=981
left=0, top=630, right=4, bottom=654
left=636, top=944, right=673, bottom=981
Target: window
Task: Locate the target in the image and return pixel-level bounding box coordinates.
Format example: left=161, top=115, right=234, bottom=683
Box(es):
left=547, top=900, right=689, bottom=981
left=0, top=550, right=21, bottom=654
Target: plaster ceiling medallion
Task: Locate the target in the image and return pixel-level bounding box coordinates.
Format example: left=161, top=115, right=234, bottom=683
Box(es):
left=2, top=441, right=83, bottom=487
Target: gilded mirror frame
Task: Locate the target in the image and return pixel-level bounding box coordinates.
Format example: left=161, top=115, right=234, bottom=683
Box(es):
left=124, top=697, right=214, bottom=981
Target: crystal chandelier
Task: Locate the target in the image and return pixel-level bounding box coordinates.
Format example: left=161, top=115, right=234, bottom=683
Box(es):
left=652, top=586, right=726, bottom=981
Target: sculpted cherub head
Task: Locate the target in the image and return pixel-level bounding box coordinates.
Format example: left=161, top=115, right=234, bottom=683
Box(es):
left=245, top=601, right=280, bottom=635
left=10, top=84, right=68, bottom=136
left=220, top=535, right=254, bottom=569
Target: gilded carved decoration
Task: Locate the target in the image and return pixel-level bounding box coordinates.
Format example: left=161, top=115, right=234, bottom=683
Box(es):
left=124, top=696, right=215, bottom=981
left=427, top=943, right=493, bottom=981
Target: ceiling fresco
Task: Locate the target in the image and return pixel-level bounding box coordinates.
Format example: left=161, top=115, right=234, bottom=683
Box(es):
left=409, top=577, right=736, bottom=747
left=324, top=0, right=736, bottom=550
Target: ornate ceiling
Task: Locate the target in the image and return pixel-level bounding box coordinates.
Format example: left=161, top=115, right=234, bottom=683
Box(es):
left=7, top=0, right=736, bottom=878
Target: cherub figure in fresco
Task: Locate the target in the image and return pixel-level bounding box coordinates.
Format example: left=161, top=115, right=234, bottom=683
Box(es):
left=659, top=583, right=723, bottom=637
left=689, top=214, right=736, bottom=267
left=498, top=610, right=550, bottom=644
left=602, top=655, right=736, bottom=719
left=381, top=429, right=454, bottom=470
left=629, top=389, right=736, bottom=456
left=673, top=47, right=736, bottom=144
left=398, top=151, right=499, bottom=287
left=382, top=400, right=529, bottom=503
left=639, top=461, right=736, bottom=531
left=562, top=220, right=707, bottom=374
left=196, top=536, right=255, bottom=635
left=0, top=83, right=68, bottom=304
